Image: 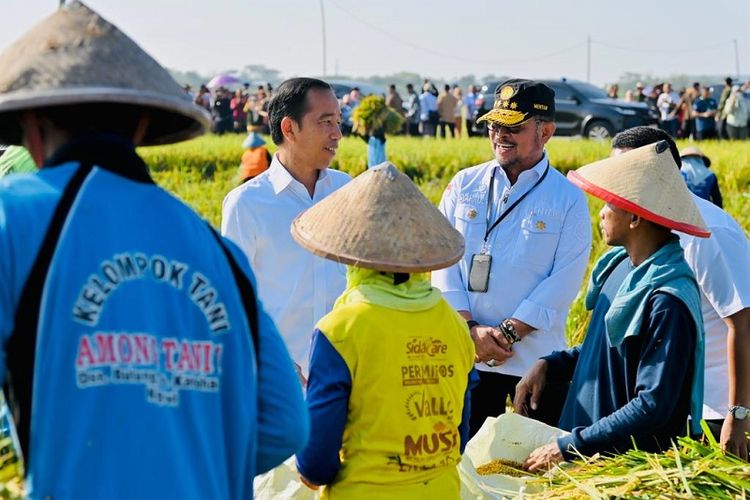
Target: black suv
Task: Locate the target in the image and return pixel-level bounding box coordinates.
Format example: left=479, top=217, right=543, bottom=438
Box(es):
left=473, top=79, right=659, bottom=139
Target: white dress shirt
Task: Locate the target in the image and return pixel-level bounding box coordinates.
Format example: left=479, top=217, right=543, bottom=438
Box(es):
left=221, top=155, right=351, bottom=374
left=679, top=193, right=750, bottom=419
left=432, top=153, right=592, bottom=377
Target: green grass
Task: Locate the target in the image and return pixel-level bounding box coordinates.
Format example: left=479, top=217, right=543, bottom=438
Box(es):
left=141, top=134, right=750, bottom=346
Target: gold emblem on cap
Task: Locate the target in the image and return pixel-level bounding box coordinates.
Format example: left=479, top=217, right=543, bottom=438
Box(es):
left=499, top=85, right=515, bottom=100
left=535, top=220, right=546, bottom=230
left=467, top=209, right=478, bottom=219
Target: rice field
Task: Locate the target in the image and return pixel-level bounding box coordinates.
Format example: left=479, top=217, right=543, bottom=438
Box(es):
left=142, top=134, right=750, bottom=346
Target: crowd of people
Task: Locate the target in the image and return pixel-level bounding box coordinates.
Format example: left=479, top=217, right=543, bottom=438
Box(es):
left=0, top=3, right=748, bottom=499
left=608, top=78, right=750, bottom=140
left=188, top=83, right=274, bottom=135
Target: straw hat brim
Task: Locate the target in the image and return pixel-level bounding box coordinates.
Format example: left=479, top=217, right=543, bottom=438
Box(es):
left=568, top=169, right=710, bottom=238
left=290, top=163, right=465, bottom=273
left=0, top=88, right=209, bottom=146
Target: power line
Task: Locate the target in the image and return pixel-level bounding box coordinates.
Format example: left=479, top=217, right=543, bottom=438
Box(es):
left=327, top=0, right=584, bottom=66
left=592, top=39, right=734, bottom=54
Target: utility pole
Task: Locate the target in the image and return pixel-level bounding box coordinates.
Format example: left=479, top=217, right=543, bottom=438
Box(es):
left=733, top=39, right=740, bottom=80
left=586, top=35, right=591, bottom=83
left=319, top=0, right=327, bottom=77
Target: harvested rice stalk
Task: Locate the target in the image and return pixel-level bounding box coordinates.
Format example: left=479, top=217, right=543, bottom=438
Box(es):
left=476, top=459, right=534, bottom=478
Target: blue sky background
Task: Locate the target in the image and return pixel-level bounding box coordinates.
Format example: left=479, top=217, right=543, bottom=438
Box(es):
left=2, top=1, right=749, bottom=85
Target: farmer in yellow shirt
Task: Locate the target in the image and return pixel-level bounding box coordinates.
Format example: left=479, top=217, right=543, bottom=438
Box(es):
left=293, top=163, right=477, bottom=499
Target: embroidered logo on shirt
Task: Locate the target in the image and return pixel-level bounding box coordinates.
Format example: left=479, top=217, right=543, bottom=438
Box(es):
left=535, top=220, right=546, bottom=230
left=467, top=209, right=478, bottom=220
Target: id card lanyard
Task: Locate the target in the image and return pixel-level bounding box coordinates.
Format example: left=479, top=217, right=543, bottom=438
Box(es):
left=480, top=162, right=550, bottom=254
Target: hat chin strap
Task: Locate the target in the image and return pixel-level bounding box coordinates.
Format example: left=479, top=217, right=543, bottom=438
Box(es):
left=132, top=112, right=150, bottom=146
left=21, top=111, right=44, bottom=168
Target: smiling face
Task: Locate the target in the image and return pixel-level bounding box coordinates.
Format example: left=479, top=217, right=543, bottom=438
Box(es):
left=488, top=118, right=555, bottom=171
left=286, top=88, right=342, bottom=170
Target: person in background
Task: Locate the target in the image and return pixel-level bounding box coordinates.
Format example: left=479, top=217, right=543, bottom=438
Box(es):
left=385, top=84, right=404, bottom=118
left=437, top=84, right=458, bottom=138
left=724, top=85, right=749, bottom=140
left=419, top=83, right=438, bottom=137
left=231, top=89, right=248, bottom=133
left=404, top=83, right=421, bottom=137
left=657, top=82, right=679, bottom=137
left=716, top=77, right=733, bottom=139
left=0, top=3, right=307, bottom=497
left=238, top=131, right=272, bottom=183
left=520, top=141, right=706, bottom=471
left=464, top=84, right=479, bottom=137
left=611, top=126, right=750, bottom=462
left=607, top=83, right=619, bottom=99
left=294, top=164, right=476, bottom=498
left=453, top=86, right=464, bottom=139
left=693, top=86, right=718, bottom=141
left=679, top=147, right=723, bottom=207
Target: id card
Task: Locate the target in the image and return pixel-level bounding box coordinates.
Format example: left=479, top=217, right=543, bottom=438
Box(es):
left=468, top=253, right=492, bottom=293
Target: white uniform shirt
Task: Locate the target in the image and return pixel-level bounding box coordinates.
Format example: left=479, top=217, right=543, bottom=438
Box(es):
left=679, top=193, right=750, bottom=419
left=221, top=155, right=351, bottom=373
left=433, top=154, right=592, bottom=377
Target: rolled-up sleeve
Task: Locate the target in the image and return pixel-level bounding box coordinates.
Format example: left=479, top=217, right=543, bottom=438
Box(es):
left=432, top=179, right=471, bottom=312
left=512, top=194, right=591, bottom=331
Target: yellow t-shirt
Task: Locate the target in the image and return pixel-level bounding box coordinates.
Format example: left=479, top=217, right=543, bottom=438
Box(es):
left=317, top=297, right=475, bottom=499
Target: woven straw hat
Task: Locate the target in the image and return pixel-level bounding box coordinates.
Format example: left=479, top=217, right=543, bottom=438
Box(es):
left=291, top=163, right=465, bottom=273
left=0, top=1, right=209, bottom=146
left=568, top=140, right=710, bottom=238
left=680, top=146, right=711, bottom=168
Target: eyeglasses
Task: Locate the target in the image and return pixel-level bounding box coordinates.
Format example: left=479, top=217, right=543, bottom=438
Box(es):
left=487, top=121, right=539, bottom=135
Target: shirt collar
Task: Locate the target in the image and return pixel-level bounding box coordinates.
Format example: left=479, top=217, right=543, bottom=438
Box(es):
left=490, top=151, right=549, bottom=184
left=268, top=153, right=330, bottom=195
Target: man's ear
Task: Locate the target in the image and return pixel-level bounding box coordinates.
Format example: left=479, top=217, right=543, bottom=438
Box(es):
left=541, top=120, right=556, bottom=142
left=280, top=116, right=295, bottom=143
left=630, top=214, right=640, bottom=228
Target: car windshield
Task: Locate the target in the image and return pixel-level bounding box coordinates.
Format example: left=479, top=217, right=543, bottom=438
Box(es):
left=568, top=82, right=609, bottom=99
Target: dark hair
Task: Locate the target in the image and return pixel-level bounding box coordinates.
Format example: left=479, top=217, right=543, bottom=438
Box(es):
left=406, top=83, right=414, bottom=90
left=267, top=77, right=332, bottom=145
left=444, top=84, right=450, bottom=92
left=389, top=84, right=396, bottom=90
left=725, top=77, right=733, bottom=86
left=611, top=126, right=681, bottom=167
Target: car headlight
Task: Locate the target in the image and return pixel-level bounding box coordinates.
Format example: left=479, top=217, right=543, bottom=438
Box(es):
left=614, top=107, right=637, bottom=116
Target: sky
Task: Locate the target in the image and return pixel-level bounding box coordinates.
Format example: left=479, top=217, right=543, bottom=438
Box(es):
left=1, top=0, right=749, bottom=86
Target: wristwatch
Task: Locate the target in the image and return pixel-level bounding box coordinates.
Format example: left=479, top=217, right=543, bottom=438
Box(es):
left=728, top=405, right=750, bottom=420
left=499, top=319, right=521, bottom=345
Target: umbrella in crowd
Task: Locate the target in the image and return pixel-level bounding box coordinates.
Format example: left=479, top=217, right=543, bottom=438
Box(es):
left=207, top=74, right=240, bottom=89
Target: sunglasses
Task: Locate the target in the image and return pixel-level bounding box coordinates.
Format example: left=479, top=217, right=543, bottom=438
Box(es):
left=487, top=122, right=530, bottom=135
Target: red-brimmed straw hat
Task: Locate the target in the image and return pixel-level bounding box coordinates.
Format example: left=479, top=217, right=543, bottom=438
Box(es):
left=568, top=140, right=710, bottom=238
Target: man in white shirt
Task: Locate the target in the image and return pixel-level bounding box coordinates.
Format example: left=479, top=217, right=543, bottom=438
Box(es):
left=611, top=126, right=750, bottom=461
left=222, top=78, right=351, bottom=381
left=433, top=79, right=592, bottom=436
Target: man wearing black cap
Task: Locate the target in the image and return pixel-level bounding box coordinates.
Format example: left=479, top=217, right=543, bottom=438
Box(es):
left=433, top=79, right=592, bottom=436
left=0, top=3, right=307, bottom=497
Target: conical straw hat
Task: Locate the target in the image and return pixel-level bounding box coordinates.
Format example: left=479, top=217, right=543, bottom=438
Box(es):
left=291, top=163, right=465, bottom=273
left=0, top=2, right=209, bottom=146
left=568, top=140, right=710, bottom=238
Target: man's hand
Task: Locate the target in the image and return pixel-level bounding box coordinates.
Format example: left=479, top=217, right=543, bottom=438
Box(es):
left=513, top=359, right=548, bottom=415
left=299, top=475, right=320, bottom=490
left=523, top=442, right=564, bottom=472
left=470, top=325, right=513, bottom=364
left=721, top=415, right=750, bottom=461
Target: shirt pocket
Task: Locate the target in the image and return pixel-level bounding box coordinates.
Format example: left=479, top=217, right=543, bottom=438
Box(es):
left=513, top=213, right=562, bottom=274
left=454, top=203, right=486, bottom=249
